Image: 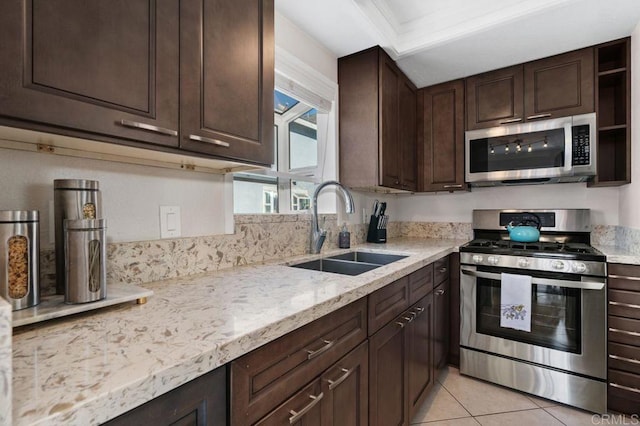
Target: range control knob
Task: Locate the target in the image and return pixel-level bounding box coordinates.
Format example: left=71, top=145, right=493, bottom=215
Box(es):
left=487, top=256, right=500, bottom=265
left=552, top=260, right=566, bottom=270
left=472, top=255, right=484, bottom=264
left=571, top=262, right=587, bottom=273
left=517, top=258, right=529, bottom=268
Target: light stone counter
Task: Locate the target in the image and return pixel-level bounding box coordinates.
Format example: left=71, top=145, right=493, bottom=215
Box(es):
left=594, top=244, right=640, bottom=266
left=12, top=238, right=465, bottom=426
left=0, top=297, right=11, bottom=426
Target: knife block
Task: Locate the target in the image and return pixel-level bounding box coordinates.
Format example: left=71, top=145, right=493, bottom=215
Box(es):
left=366, top=215, right=387, bottom=243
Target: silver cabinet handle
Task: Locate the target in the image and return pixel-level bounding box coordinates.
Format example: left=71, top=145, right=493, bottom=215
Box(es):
left=526, top=113, right=552, bottom=120
left=439, top=267, right=448, bottom=273
left=118, top=119, right=178, bottom=136
left=609, top=301, right=640, bottom=310
left=288, top=392, right=324, bottom=424
left=327, top=367, right=354, bottom=390
left=395, top=321, right=405, bottom=328
left=414, top=306, right=425, bottom=313
left=461, top=267, right=605, bottom=290
left=609, top=274, right=640, bottom=282
left=500, top=118, right=522, bottom=124
left=609, top=328, right=640, bottom=337
left=443, top=184, right=463, bottom=189
left=609, top=354, right=640, bottom=365
left=435, top=289, right=446, bottom=296
left=609, top=383, right=640, bottom=395
left=306, top=339, right=335, bottom=360
left=189, top=134, right=230, bottom=148
left=402, top=316, right=414, bottom=322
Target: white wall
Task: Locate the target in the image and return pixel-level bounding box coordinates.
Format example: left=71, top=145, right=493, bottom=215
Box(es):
left=395, top=183, right=620, bottom=225
left=0, top=148, right=227, bottom=246
left=619, top=22, right=640, bottom=229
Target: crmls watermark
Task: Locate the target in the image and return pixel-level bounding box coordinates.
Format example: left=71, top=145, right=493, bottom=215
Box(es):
left=592, top=414, right=640, bottom=425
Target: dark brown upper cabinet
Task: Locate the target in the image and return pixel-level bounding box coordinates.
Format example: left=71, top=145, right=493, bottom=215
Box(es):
left=418, top=79, right=466, bottom=192
left=466, top=47, right=594, bottom=130
left=466, top=65, right=524, bottom=130
left=179, top=0, right=274, bottom=165
left=339, top=47, right=417, bottom=192
left=0, top=0, right=274, bottom=167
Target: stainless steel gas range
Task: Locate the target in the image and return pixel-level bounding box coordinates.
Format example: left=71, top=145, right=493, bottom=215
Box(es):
left=459, top=209, right=607, bottom=413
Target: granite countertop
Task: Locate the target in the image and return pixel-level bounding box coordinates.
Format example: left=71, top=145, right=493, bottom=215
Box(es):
left=594, top=244, right=640, bottom=266
left=11, top=237, right=465, bottom=426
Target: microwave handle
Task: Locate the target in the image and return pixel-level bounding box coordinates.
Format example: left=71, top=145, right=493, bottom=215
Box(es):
left=461, top=267, right=605, bottom=291
left=563, top=121, right=574, bottom=171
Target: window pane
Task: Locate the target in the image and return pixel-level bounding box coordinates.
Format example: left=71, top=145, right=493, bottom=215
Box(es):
left=275, top=90, right=299, bottom=114
left=291, top=180, right=316, bottom=211
left=289, top=108, right=318, bottom=170
left=234, top=175, right=278, bottom=214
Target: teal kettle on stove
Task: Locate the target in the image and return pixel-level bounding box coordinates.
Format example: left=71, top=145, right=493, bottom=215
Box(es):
left=506, top=213, right=541, bottom=243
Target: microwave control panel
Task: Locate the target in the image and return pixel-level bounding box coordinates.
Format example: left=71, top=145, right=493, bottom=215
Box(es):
left=571, top=124, right=591, bottom=166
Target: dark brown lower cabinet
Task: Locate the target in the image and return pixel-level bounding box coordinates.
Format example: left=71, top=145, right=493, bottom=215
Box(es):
left=433, top=279, right=450, bottom=371
left=449, top=253, right=461, bottom=367
left=256, top=380, right=324, bottom=426
left=369, top=294, right=434, bottom=426
left=104, top=365, right=227, bottom=426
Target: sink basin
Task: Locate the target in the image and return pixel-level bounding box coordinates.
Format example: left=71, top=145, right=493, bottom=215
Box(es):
left=290, top=258, right=381, bottom=276
left=289, top=251, right=407, bottom=276
left=327, top=251, right=408, bottom=265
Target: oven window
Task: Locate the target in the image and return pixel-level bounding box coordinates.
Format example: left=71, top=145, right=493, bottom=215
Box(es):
left=469, top=128, right=566, bottom=173
left=476, top=277, right=581, bottom=353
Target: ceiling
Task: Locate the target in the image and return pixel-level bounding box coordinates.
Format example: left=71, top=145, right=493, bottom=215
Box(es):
left=275, top=0, right=640, bottom=88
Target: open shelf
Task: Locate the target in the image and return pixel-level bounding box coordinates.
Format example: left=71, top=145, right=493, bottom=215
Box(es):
left=598, top=40, right=628, bottom=72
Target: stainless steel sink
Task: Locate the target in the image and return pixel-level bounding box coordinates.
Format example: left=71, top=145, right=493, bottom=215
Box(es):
left=289, top=258, right=381, bottom=276
left=327, top=251, right=408, bottom=265
left=289, top=251, right=407, bottom=276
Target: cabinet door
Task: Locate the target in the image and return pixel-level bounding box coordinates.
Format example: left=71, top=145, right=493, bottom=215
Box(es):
left=0, top=0, right=179, bottom=147
left=180, top=0, right=274, bottom=165
left=399, top=75, right=418, bottom=191
left=379, top=54, right=402, bottom=189
left=256, top=380, right=324, bottom=426
left=524, top=48, right=594, bottom=120
left=105, top=366, right=226, bottom=426
left=434, top=281, right=450, bottom=371
left=448, top=253, right=461, bottom=367
left=466, top=65, right=524, bottom=130
left=407, top=294, right=435, bottom=421
left=419, top=80, right=466, bottom=192
left=321, top=341, right=369, bottom=426
left=368, top=276, right=410, bottom=335
left=369, top=316, right=408, bottom=426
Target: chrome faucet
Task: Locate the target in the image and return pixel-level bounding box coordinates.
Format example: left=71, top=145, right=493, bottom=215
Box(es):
left=310, top=180, right=355, bottom=254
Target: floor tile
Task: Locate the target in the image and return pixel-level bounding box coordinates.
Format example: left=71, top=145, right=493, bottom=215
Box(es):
left=526, top=394, right=560, bottom=408
left=439, top=368, right=538, bottom=416
left=545, top=405, right=605, bottom=426
left=415, top=418, right=481, bottom=426
left=475, top=409, right=564, bottom=426
left=411, top=383, right=471, bottom=424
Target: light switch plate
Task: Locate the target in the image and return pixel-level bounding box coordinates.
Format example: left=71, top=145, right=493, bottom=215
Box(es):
left=160, top=206, right=181, bottom=238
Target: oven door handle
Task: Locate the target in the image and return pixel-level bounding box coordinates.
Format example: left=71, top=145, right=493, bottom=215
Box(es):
left=461, top=267, right=605, bottom=290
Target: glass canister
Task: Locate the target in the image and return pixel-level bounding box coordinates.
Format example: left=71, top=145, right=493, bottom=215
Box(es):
left=64, top=218, right=106, bottom=304
left=54, top=179, right=102, bottom=295
left=0, top=210, right=39, bottom=311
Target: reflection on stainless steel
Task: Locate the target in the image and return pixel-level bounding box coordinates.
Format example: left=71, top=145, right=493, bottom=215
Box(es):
left=460, top=348, right=607, bottom=413
left=471, top=209, right=591, bottom=234
left=461, top=267, right=605, bottom=290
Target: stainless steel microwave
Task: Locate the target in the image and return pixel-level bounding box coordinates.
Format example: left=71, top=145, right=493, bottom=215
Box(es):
left=465, top=113, right=597, bottom=186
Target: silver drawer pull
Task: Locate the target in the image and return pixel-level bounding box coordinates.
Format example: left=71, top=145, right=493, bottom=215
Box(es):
left=414, top=306, right=425, bottom=313
left=327, top=368, right=354, bottom=390
left=609, top=354, right=640, bottom=365
left=609, top=328, right=640, bottom=337
left=402, top=316, right=414, bottom=323
left=288, top=392, right=324, bottom=423
left=189, top=134, right=230, bottom=148
left=609, top=301, right=640, bottom=310
left=306, top=339, right=335, bottom=360
left=609, top=274, right=640, bottom=282
left=435, top=289, right=446, bottom=296
left=118, top=119, right=178, bottom=136
left=395, top=321, right=405, bottom=328
left=500, top=118, right=522, bottom=124
left=443, top=184, right=463, bottom=189
left=439, top=267, right=447, bottom=273
left=609, top=383, right=640, bottom=395
left=526, top=113, right=552, bottom=120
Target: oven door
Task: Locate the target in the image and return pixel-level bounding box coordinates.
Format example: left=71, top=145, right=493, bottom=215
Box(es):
left=460, top=264, right=606, bottom=379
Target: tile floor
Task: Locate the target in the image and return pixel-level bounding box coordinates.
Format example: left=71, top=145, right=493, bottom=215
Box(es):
left=411, top=367, right=619, bottom=426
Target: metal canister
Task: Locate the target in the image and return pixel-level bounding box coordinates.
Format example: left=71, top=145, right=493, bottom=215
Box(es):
left=0, top=210, right=39, bottom=311
left=54, top=179, right=102, bottom=294
left=64, top=219, right=106, bottom=304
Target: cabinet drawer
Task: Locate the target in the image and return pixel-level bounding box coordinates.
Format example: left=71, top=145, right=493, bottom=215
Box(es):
left=256, top=379, right=324, bottom=425
left=609, top=289, right=640, bottom=320
left=434, top=257, right=450, bottom=286
left=609, top=264, right=640, bottom=291
left=231, top=298, right=367, bottom=425
left=609, top=316, right=640, bottom=346
left=609, top=342, right=640, bottom=375
left=409, top=264, right=433, bottom=305
left=608, top=369, right=640, bottom=411
left=368, top=276, right=410, bottom=335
